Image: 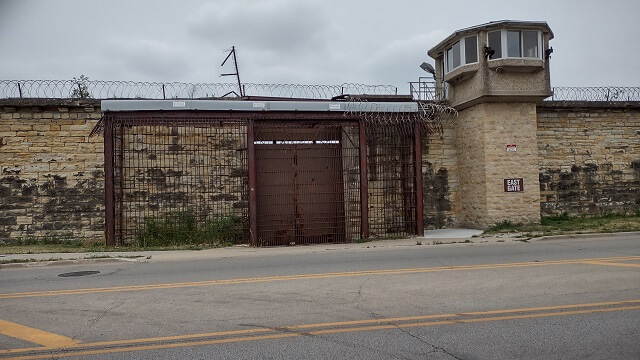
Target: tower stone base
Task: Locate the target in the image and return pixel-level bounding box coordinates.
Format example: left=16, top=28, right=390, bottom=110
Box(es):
left=456, top=102, right=541, bottom=228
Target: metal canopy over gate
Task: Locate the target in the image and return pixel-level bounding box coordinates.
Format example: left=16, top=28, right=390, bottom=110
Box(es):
left=101, top=99, right=428, bottom=247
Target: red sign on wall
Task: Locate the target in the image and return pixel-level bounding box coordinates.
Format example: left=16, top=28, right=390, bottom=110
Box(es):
left=504, top=178, right=524, bottom=192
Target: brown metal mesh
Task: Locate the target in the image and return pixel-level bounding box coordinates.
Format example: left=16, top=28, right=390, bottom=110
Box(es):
left=105, top=112, right=420, bottom=247
left=366, top=123, right=417, bottom=239
left=112, top=117, right=249, bottom=246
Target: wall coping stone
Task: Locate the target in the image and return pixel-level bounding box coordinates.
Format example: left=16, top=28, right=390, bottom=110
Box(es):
left=0, top=98, right=101, bottom=109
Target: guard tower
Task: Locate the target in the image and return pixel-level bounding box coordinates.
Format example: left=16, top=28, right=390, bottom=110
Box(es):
left=428, top=20, right=554, bottom=228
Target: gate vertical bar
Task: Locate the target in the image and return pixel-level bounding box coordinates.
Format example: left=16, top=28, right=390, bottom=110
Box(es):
left=247, top=119, right=258, bottom=246
left=117, top=124, right=125, bottom=244
left=414, top=122, right=424, bottom=236
left=400, top=138, right=411, bottom=232
left=358, top=119, right=369, bottom=239
left=104, top=115, right=116, bottom=246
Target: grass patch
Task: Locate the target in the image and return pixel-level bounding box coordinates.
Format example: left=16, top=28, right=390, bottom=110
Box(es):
left=0, top=242, right=235, bottom=255
left=0, top=237, right=109, bottom=255
left=483, top=212, right=640, bottom=237
left=135, top=210, right=243, bottom=248
left=485, top=220, right=522, bottom=233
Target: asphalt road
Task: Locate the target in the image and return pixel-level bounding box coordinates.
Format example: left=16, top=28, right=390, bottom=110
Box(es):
left=1, top=235, right=639, bottom=359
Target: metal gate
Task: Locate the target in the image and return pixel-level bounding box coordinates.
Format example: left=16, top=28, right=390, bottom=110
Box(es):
left=254, top=126, right=355, bottom=246
left=103, top=110, right=425, bottom=247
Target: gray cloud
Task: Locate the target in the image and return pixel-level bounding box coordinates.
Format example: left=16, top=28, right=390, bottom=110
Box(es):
left=98, top=38, right=191, bottom=81
left=188, top=0, right=330, bottom=55
left=0, top=0, right=638, bottom=91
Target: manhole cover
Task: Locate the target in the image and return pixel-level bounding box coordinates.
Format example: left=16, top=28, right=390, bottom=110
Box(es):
left=58, top=271, right=100, bottom=277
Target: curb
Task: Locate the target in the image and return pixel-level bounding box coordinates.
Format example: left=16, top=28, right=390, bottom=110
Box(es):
left=1, top=232, right=637, bottom=269
left=0, top=257, right=137, bottom=269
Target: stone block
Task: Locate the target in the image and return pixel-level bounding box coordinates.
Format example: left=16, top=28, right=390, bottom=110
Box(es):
left=23, top=164, right=50, bottom=172
left=16, top=216, right=32, bottom=225
left=27, top=146, right=52, bottom=153
left=32, top=124, right=51, bottom=131
left=78, top=143, right=98, bottom=153
left=60, top=124, right=93, bottom=131
left=49, top=163, right=78, bottom=171
left=0, top=216, right=17, bottom=225
left=10, top=124, right=32, bottom=131
left=33, top=153, right=67, bottom=163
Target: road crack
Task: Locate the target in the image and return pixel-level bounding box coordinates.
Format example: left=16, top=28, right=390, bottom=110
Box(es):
left=391, top=325, right=464, bottom=360
left=73, top=299, right=125, bottom=341
left=353, top=277, right=383, bottom=320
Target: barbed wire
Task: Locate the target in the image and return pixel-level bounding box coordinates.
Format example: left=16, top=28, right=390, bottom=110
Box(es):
left=342, top=97, right=457, bottom=134
left=408, top=82, right=640, bottom=102
left=2, top=80, right=638, bottom=102
left=546, top=87, right=640, bottom=102
left=0, top=80, right=398, bottom=100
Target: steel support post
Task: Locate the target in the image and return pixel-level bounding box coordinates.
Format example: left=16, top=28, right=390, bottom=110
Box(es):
left=358, top=119, right=369, bottom=239
left=104, top=116, right=116, bottom=246
left=414, top=122, right=424, bottom=236
left=247, top=119, right=258, bottom=246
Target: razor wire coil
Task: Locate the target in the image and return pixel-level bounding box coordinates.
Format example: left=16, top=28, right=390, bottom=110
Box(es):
left=0, top=80, right=398, bottom=100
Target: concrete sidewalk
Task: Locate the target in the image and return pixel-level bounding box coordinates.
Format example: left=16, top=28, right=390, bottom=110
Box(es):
left=3, top=230, right=636, bottom=268
left=0, top=228, right=505, bottom=267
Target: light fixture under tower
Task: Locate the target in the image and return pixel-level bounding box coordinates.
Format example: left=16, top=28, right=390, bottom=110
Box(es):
left=420, top=62, right=436, bottom=76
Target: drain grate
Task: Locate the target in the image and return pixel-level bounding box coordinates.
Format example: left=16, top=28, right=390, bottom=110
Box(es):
left=58, top=271, right=100, bottom=277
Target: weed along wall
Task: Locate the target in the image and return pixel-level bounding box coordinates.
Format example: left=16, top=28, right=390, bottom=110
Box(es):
left=0, top=99, right=105, bottom=243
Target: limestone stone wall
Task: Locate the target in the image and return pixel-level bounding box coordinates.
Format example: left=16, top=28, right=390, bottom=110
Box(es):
left=423, top=125, right=460, bottom=228
left=0, top=100, right=104, bottom=243
left=538, top=102, right=640, bottom=214
left=2, top=99, right=639, bottom=244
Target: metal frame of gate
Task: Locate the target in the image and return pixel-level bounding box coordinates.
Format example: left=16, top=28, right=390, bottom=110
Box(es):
left=101, top=100, right=424, bottom=246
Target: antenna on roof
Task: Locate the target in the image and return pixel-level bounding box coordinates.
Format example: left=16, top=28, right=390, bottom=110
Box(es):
left=220, top=46, right=244, bottom=97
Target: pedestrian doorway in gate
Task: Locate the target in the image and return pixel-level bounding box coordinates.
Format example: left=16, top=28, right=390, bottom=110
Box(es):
left=254, top=125, right=357, bottom=246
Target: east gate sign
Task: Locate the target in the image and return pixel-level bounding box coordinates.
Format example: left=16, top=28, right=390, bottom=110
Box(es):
left=503, top=178, right=524, bottom=192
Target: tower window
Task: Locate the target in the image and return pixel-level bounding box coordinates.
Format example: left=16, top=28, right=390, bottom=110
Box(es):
left=488, top=29, right=542, bottom=60
left=445, top=35, right=478, bottom=73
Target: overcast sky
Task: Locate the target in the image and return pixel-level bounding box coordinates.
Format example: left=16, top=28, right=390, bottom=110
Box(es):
left=1, top=0, right=638, bottom=93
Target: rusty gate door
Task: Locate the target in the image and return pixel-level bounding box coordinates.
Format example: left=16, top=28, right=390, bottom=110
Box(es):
left=255, top=127, right=346, bottom=246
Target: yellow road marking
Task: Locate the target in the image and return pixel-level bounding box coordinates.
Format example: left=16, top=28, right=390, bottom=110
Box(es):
left=0, top=320, right=80, bottom=348
left=1, top=255, right=639, bottom=300
left=582, top=260, right=640, bottom=268
left=311, top=306, right=640, bottom=334
left=5, top=298, right=640, bottom=355
left=3, top=303, right=640, bottom=360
